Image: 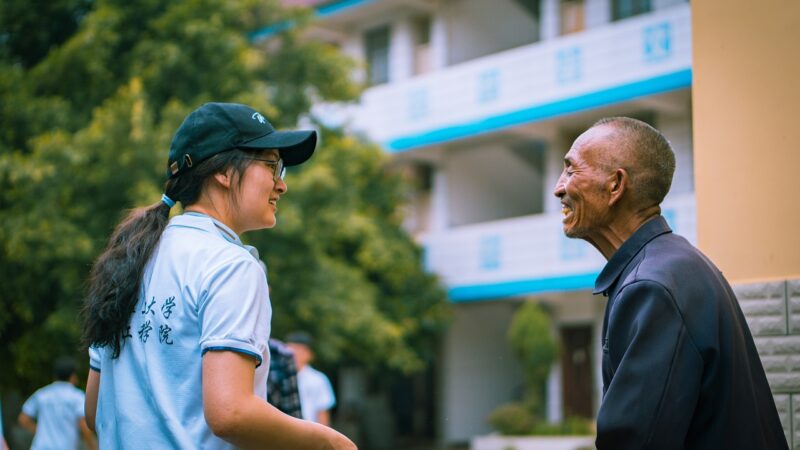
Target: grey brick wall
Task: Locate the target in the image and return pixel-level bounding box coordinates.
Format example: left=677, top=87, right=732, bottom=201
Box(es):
left=736, top=279, right=800, bottom=449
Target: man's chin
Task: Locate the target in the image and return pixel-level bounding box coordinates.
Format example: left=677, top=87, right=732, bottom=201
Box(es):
left=563, top=227, right=584, bottom=239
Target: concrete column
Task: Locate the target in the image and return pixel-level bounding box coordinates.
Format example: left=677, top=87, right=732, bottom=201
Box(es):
left=430, top=11, right=448, bottom=70
left=692, top=0, right=800, bottom=281
left=389, top=16, right=414, bottom=82
left=540, top=0, right=560, bottom=40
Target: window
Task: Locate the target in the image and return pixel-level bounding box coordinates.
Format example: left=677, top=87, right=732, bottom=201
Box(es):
left=612, top=0, right=651, bottom=21
left=365, top=25, right=390, bottom=85
left=560, top=0, right=585, bottom=36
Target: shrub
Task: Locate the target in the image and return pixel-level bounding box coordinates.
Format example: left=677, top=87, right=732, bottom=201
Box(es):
left=487, top=403, right=534, bottom=436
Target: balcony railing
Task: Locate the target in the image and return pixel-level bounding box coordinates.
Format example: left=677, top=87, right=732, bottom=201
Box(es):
left=337, top=3, right=691, bottom=152
left=422, top=193, right=696, bottom=302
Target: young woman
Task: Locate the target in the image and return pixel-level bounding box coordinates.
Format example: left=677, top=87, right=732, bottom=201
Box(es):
left=81, top=102, right=356, bottom=449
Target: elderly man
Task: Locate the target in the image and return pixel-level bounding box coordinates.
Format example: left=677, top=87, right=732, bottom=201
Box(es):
left=554, top=117, right=787, bottom=449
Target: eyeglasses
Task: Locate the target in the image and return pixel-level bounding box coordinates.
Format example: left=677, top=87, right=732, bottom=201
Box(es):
left=247, top=157, right=286, bottom=182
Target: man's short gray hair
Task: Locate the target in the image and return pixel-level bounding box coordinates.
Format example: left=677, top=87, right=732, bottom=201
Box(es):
left=593, top=117, right=676, bottom=208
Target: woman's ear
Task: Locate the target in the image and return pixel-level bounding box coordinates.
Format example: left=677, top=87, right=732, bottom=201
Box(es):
left=212, top=168, right=233, bottom=189
left=608, top=168, right=628, bottom=207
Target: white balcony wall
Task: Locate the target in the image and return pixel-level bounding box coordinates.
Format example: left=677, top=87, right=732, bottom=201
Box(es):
left=444, top=0, right=539, bottom=66
left=422, top=193, right=696, bottom=297
left=347, top=3, right=691, bottom=149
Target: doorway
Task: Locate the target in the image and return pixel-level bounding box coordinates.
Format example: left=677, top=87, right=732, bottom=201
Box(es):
left=560, top=325, right=594, bottom=418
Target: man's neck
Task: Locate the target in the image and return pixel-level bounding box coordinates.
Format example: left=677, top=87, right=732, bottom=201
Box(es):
left=587, top=206, right=661, bottom=259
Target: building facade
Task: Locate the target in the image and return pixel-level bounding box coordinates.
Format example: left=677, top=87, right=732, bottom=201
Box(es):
left=282, top=0, right=694, bottom=445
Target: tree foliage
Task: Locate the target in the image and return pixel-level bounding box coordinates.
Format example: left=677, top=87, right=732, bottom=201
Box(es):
left=507, top=302, right=557, bottom=417
left=0, top=0, right=447, bottom=392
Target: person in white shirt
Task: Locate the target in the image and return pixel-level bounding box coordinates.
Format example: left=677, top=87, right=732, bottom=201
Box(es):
left=81, top=102, right=356, bottom=450
left=285, top=332, right=337, bottom=426
left=18, top=357, right=97, bottom=450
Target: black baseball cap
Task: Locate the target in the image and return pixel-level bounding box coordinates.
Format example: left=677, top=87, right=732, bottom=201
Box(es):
left=166, top=102, right=317, bottom=178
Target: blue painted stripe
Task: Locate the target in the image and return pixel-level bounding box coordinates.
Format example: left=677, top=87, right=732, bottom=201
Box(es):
left=203, top=346, right=263, bottom=367
left=387, top=68, right=692, bottom=152
left=250, top=0, right=375, bottom=41
left=448, top=272, right=599, bottom=302
left=249, top=21, right=292, bottom=41
left=317, top=0, right=376, bottom=17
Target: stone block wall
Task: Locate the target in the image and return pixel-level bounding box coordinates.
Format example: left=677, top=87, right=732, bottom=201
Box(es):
left=736, top=279, right=800, bottom=449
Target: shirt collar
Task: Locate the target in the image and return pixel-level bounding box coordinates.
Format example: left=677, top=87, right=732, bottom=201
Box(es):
left=169, top=212, right=260, bottom=260
left=593, top=215, right=672, bottom=295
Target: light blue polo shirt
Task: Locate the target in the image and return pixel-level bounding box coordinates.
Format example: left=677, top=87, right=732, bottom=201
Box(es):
left=89, top=212, right=272, bottom=449
left=21, top=381, right=85, bottom=450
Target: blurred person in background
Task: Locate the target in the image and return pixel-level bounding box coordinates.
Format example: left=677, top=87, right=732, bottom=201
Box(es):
left=18, top=356, right=97, bottom=450
left=285, top=331, right=337, bottom=426
left=554, top=117, right=787, bottom=449
left=267, top=338, right=303, bottom=419
left=81, top=102, right=356, bottom=450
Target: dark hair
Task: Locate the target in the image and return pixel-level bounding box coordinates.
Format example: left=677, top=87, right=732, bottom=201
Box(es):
left=593, top=117, right=676, bottom=208
left=81, top=149, right=258, bottom=357
left=53, top=356, right=77, bottom=381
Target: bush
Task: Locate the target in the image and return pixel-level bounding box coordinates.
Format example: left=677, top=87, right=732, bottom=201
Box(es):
left=531, top=416, right=594, bottom=436
left=487, top=403, right=534, bottom=436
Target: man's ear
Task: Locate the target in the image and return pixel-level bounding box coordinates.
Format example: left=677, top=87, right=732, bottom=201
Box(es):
left=608, top=168, right=628, bottom=206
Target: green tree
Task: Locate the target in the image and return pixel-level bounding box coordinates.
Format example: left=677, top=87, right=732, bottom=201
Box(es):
left=254, top=126, right=449, bottom=372
left=507, top=302, right=557, bottom=417
left=0, top=0, right=447, bottom=392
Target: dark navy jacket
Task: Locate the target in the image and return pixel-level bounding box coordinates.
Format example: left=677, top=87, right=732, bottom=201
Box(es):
left=594, top=216, right=787, bottom=449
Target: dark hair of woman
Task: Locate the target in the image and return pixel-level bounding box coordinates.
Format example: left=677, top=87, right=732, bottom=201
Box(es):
left=81, top=149, right=256, bottom=357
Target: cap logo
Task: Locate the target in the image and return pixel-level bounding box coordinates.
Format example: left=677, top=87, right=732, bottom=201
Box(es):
left=252, top=112, right=266, bottom=124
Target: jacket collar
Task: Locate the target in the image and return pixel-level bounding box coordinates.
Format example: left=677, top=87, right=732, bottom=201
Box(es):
left=593, top=215, right=672, bottom=295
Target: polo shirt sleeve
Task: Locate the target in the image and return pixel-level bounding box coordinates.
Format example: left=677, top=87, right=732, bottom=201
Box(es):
left=596, top=280, right=702, bottom=450
left=198, top=256, right=271, bottom=367
left=88, top=346, right=102, bottom=372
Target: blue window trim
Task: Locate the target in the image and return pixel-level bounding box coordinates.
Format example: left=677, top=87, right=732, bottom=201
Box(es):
left=448, top=272, right=599, bottom=302
left=387, top=68, right=692, bottom=152
left=203, top=347, right=263, bottom=368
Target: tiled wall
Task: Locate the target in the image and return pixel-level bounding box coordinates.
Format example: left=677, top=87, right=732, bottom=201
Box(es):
left=736, top=279, right=800, bottom=448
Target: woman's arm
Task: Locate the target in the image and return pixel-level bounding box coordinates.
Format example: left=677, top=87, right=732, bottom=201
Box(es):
left=203, top=351, right=356, bottom=450
left=85, top=369, right=100, bottom=432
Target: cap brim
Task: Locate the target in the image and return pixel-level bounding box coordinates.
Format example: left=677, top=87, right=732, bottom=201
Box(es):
left=240, top=130, right=317, bottom=166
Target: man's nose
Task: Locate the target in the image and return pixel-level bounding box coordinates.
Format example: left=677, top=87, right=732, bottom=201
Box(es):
left=553, top=175, right=566, bottom=198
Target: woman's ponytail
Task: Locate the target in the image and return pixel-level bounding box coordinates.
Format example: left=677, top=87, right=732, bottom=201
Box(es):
left=81, top=199, right=172, bottom=357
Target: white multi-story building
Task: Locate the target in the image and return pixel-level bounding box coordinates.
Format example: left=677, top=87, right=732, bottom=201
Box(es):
left=280, top=0, right=693, bottom=445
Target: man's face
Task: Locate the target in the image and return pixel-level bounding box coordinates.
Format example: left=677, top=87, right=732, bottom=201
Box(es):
left=286, top=342, right=313, bottom=368
left=553, top=126, right=616, bottom=241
